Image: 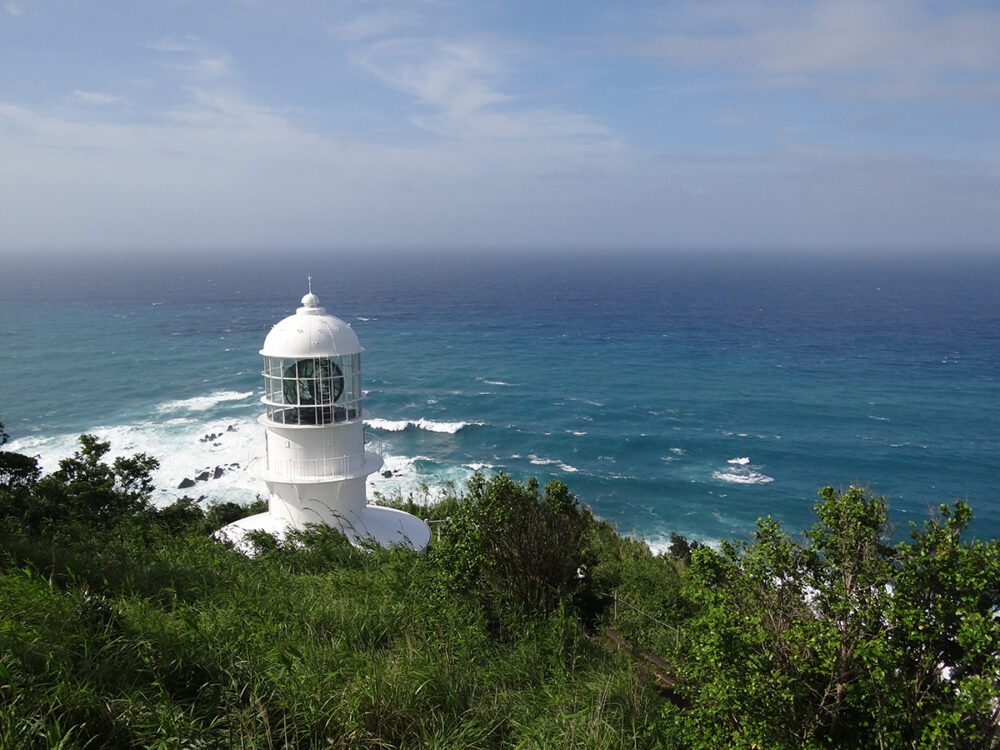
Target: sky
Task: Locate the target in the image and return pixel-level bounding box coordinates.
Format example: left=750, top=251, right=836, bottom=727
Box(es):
left=1, top=0, right=999, bottom=256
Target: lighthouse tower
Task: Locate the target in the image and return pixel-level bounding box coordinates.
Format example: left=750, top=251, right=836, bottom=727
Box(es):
left=218, top=284, right=430, bottom=552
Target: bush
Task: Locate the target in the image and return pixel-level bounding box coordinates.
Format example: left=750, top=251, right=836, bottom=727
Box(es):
left=431, top=473, right=593, bottom=630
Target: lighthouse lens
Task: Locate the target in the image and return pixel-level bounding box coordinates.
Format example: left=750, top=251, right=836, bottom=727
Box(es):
left=282, top=358, right=345, bottom=406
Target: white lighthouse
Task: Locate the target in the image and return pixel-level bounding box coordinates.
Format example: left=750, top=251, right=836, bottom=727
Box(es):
left=218, top=284, right=430, bottom=552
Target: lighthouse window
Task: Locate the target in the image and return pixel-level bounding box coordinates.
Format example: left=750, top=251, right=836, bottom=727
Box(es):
left=282, top=358, right=345, bottom=406
left=261, top=354, right=362, bottom=425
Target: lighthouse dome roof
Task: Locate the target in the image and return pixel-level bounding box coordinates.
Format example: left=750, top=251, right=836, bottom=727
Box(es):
left=259, top=292, right=361, bottom=358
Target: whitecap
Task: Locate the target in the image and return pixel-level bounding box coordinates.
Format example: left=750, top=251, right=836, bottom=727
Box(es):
left=367, top=418, right=481, bottom=434
left=727, top=457, right=751, bottom=465
left=712, top=470, right=774, bottom=485
left=366, top=419, right=410, bottom=432
left=157, top=390, right=254, bottom=413
left=480, top=379, right=514, bottom=387
left=528, top=454, right=579, bottom=473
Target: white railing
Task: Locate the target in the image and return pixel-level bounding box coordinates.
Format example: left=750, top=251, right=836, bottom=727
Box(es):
left=249, top=452, right=378, bottom=482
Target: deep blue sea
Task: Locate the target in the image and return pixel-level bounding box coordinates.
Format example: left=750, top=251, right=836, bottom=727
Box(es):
left=2, top=249, right=998, bottom=549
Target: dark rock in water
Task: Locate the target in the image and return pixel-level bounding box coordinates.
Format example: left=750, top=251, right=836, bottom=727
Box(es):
left=382, top=470, right=392, bottom=478
left=213, top=466, right=224, bottom=479
left=227, top=425, right=237, bottom=432
left=178, top=477, right=196, bottom=489
left=196, top=470, right=210, bottom=482
left=230, top=463, right=240, bottom=469
left=197, top=495, right=206, bottom=503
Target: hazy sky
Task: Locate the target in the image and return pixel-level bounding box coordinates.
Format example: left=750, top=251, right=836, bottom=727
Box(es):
left=2, top=0, right=998, bottom=255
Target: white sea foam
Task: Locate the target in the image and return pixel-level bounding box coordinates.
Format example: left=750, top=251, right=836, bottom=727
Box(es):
left=157, top=390, right=254, bottom=413
left=712, top=470, right=774, bottom=485
left=465, top=462, right=495, bottom=471
left=368, top=453, right=475, bottom=505
left=710, top=455, right=774, bottom=485
left=643, top=531, right=722, bottom=556
left=10, top=416, right=265, bottom=508
left=480, top=379, right=514, bottom=387
left=567, top=430, right=587, bottom=436
left=528, top=455, right=579, bottom=473
left=670, top=447, right=685, bottom=455
left=367, top=419, right=411, bottom=431
left=367, top=418, right=480, bottom=434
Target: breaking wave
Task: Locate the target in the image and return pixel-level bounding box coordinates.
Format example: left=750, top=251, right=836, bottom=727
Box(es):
left=157, top=391, right=255, bottom=413
left=713, top=456, right=774, bottom=485
left=367, top=418, right=481, bottom=434
left=528, top=454, right=579, bottom=473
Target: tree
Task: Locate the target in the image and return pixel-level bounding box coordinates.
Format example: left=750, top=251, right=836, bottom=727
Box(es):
left=0, top=421, right=41, bottom=520
left=658, top=487, right=1000, bottom=749
left=25, top=434, right=159, bottom=531
left=0, top=421, right=40, bottom=489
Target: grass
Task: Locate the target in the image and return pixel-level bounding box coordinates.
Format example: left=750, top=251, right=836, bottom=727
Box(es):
left=0, top=500, right=671, bottom=749
left=3, top=450, right=996, bottom=749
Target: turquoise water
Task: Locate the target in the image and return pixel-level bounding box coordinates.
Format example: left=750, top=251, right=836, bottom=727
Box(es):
left=2, top=249, right=998, bottom=548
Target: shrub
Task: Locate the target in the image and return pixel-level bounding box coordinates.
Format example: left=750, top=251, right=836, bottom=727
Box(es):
left=431, top=473, right=592, bottom=630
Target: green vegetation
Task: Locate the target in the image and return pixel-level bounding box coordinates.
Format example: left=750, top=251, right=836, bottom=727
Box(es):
left=1, top=423, right=998, bottom=748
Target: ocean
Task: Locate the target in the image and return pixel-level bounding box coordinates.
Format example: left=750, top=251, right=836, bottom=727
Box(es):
left=2, top=249, right=998, bottom=549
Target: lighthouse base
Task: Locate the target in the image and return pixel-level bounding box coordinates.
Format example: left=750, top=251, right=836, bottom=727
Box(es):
left=216, top=504, right=431, bottom=555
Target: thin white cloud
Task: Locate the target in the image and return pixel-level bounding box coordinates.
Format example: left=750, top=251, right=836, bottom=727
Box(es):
left=148, top=36, right=234, bottom=80
left=355, top=37, right=612, bottom=141
left=643, top=0, right=1000, bottom=98
left=1, top=87, right=997, bottom=252
left=4, top=2, right=23, bottom=18
left=332, top=8, right=422, bottom=42
left=70, top=90, right=125, bottom=106
left=147, top=38, right=199, bottom=54
left=1, top=6, right=996, bottom=253
left=359, top=39, right=509, bottom=110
